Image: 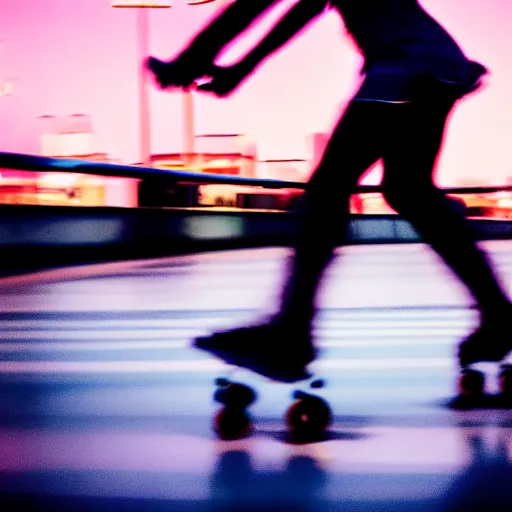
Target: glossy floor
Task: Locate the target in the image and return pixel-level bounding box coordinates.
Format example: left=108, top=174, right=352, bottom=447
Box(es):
left=1, top=242, right=512, bottom=511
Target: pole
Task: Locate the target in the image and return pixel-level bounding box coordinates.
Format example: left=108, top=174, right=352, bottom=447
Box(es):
left=137, top=8, right=151, bottom=166
left=183, top=85, right=196, bottom=162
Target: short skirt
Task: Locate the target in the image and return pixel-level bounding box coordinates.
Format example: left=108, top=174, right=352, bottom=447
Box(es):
left=354, top=59, right=488, bottom=103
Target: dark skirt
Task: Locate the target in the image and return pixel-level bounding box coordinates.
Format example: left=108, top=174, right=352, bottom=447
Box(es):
left=354, top=60, right=488, bottom=103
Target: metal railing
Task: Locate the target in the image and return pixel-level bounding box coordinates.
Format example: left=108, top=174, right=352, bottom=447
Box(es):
left=2, top=151, right=512, bottom=196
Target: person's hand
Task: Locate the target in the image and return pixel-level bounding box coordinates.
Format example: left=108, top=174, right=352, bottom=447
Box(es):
left=146, top=51, right=213, bottom=90
left=197, top=62, right=255, bottom=97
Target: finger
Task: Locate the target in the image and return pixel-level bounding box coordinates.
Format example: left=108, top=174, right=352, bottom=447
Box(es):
left=197, top=82, right=216, bottom=92
left=197, top=83, right=228, bottom=98
left=145, top=56, right=163, bottom=73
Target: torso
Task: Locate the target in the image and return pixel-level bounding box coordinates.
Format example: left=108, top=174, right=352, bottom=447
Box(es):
left=329, top=0, right=466, bottom=73
left=328, top=0, right=486, bottom=102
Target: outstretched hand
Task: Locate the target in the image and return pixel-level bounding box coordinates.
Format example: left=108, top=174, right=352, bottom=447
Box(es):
left=146, top=53, right=213, bottom=90
left=197, top=62, right=254, bottom=98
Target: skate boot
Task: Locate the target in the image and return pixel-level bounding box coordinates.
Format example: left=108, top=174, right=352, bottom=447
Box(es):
left=194, top=321, right=316, bottom=383
left=457, top=311, right=512, bottom=404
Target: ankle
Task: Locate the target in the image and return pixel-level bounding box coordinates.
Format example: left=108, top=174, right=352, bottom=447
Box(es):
left=479, top=300, right=512, bottom=325
left=273, top=312, right=312, bottom=336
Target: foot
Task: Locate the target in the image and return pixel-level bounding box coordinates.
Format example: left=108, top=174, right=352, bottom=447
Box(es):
left=458, top=307, right=512, bottom=367
left=193, top=322, right=316, bottom=383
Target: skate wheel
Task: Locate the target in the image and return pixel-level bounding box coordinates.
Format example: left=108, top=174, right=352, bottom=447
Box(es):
left=499, top=366, right=512, bottom=396
left=215, top=377, right=230, bottom=387
left=286, top=396, right=331, bottom=440
left=292, top=389, right=308, bottom=400
left=213, top=407, right=252, bottom=440
left=310, top=379, right=325, bottom=389
left=214, top=383, right=257, bottom=408
left=458, top=369, right=485, bottom=395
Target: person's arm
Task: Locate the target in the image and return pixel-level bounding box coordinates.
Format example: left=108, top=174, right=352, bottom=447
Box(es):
left=180, top=0, right=283, bottom=63
left=198, top=0, right=329, bottom=96
left=238, top=0, right=329, bottom=73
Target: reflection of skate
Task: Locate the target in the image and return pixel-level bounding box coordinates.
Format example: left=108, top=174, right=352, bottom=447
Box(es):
left=210, top=450, right=326, bottom=511
left=442, top=428, right=512, bottom=511
left=212, top=375, right=331, bottom=443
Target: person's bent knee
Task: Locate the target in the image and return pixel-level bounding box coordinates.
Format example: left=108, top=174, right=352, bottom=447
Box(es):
left=381, top=179, right=435, bottom=212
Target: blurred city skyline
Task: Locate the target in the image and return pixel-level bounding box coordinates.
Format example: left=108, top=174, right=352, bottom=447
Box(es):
left=1, top=0, right=512, bottom=185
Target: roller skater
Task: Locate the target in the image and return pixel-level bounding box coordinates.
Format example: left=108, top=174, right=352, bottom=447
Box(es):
left=147, top=0, right=512, bottom=385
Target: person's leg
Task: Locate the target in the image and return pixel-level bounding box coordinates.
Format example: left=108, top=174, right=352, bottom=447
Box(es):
left=194, top=101, right=383, bottom=381
left=379, top=98, right=512, bottom=366
left=276, top=101, right=383, bottom=332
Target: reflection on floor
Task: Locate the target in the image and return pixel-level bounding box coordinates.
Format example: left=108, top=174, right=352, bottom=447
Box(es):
left=0, top=242, right=512, bottom=511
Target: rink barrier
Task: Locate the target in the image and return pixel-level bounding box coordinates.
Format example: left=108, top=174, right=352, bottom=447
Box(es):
left=1, top=151, right=512, bottom=275
left=2, top=151, right=512, bottom=195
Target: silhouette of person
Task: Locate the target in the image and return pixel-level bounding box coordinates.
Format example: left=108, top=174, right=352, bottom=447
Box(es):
left=147, top=0, right=512, bottom=382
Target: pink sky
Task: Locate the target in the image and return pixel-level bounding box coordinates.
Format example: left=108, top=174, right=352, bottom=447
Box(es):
left=2, top=0, right=512, bottom=185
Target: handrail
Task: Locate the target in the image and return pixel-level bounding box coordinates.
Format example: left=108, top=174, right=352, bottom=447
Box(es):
left=1, top=151, right=511, bottom=195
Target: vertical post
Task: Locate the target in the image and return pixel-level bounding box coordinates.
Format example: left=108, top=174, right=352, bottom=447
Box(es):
left=183, top=85, right=196, bottom=160
left=137, top=8, right=151, bottom=166
left=0, top=39, right=13, bottom=97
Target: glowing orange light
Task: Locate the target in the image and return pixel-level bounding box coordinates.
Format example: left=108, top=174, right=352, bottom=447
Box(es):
left=0, top=81, right=13, bottom=96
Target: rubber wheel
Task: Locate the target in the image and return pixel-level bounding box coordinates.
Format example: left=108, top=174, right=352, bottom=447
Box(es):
left=213, top=407, right=251, bottom=440
left=499, top=368, right=512, bottom=396
left=214, top=383, right=257, bottom=409
left=286, top=397, right=331, bottom=440
left=458, top=369, right=485, bottom=395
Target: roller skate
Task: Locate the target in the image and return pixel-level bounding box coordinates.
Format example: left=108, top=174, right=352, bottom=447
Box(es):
left=455, top=319, right=512, bottom=409
left=194, top=322, right=331, bottom=442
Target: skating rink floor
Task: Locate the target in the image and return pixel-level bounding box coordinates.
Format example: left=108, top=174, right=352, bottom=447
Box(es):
left=1, top=241, right=512, bottom=511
